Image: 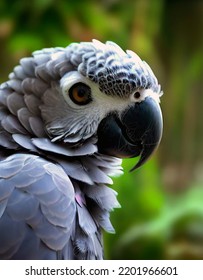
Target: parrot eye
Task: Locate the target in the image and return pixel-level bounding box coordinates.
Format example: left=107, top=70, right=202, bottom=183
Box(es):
left=134, top=91, right=141, bottom=99
left=69, top=83, right=92, bottom=105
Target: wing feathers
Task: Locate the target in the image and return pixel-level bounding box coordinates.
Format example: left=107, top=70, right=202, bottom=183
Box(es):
left=7, top=190, right=39, bottom=220
left=0, top=154, right=77, bottom=257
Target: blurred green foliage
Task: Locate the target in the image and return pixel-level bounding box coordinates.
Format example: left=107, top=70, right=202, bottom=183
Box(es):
left=1, top=0, right=203, bottom=259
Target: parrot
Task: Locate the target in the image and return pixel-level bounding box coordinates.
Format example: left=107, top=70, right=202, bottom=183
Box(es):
left=0, top=39, right=163, bottom=260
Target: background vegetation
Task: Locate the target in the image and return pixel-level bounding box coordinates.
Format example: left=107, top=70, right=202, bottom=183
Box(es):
left=0, top=0, right=203, bottom=259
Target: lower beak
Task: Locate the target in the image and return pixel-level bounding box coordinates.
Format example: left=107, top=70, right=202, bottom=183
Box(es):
left=97, top=97, right=163, bottom=171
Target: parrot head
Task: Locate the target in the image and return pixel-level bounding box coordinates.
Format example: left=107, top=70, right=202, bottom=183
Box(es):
left=5, top=39, right=163, bottom=171
left=40, top=40, right=163, bottom=170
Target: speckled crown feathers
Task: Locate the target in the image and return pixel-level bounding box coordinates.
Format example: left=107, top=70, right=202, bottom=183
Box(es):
left=67, top=39, right=161, bottom=97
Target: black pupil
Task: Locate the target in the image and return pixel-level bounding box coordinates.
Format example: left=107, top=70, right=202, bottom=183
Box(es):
left=134, top=92, right=140, bottom=99
left=77, top=88, right=86, bottom=98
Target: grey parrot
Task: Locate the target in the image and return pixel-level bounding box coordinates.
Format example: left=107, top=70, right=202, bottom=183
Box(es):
left=0, top=40, right=163, bottom=259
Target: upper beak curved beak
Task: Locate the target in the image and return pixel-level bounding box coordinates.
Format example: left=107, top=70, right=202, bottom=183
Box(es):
left=97, top=96, right=163, bottom=171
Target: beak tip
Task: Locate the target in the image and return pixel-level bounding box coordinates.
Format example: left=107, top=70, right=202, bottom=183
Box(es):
left=130, top=141, right=161, bottom=172
left=130, top=157, right=145, bottom=172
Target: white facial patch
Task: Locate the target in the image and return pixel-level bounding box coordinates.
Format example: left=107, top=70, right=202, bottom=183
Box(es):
left=130, top=88, right=161, bottom=105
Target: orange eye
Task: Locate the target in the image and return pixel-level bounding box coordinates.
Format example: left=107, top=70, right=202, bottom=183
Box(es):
left=69, top=83, right=92, bottom=105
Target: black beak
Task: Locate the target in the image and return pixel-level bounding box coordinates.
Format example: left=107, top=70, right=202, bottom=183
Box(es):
left=97, top=97, right=163, bottom=171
